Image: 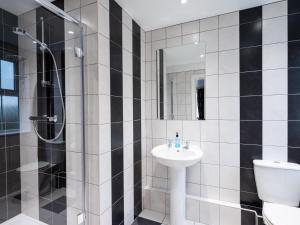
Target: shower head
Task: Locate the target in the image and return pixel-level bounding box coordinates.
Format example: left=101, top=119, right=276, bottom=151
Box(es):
left=12, top=27, right=48, bottom=50
left=12, top=27, right=27, bottom=36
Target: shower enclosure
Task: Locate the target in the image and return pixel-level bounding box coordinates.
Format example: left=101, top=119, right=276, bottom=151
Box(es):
left=0, top=0, right=86, bottom=225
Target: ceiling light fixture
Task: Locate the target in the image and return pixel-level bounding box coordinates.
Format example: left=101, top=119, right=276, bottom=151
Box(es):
left=68, top=30, right=74, bottom=35
left=181, top=0, right=188, bottom=4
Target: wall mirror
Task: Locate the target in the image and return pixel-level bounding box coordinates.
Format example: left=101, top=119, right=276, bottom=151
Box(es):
left=156, top=43, right=206, bottom=120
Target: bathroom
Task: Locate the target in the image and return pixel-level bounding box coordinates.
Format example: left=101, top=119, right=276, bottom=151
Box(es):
left=0, top=0, right=299, bottom=225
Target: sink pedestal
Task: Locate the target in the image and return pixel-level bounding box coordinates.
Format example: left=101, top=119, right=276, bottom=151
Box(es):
left=170, top=167, right=186, bottom=225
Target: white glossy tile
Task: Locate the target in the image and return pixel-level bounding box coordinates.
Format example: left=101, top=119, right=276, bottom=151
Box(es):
left=166, top=24, right=182, bottom=38
left=219, top=12, right=239, bottom=28
left=263, top=121, right=287, bottom=147
left=263, top=16, right=287, bottom=45
left=152, top=28, right=166, bottom=41
left=263, top=95, right=287, bottom=121
left=263, top=69, right=287, bottom=95
left=200, top=16, right=218, bottom=32
left=201, top=120, right=219, bottom=142
left=220, top=206, right=241, bottom=225
left=263, top=1, right=287, bottom=19
left=219, top=97, right=240, bottom=120
left=206, top=52, right=219, bottom=75
left=206, top=75, right=219, bottom=97
left=220, top=166, right=240, bottom=190
left=206, top=98, right=219, bottom=120
left=220, top=120, right=240, bottom=144
left=219, top=26, right=239, bottom=51
left=123, top=25, right=133, bottom=52
left=182, top=33, right=200, bottom=45
left=182, top=20, right=200, bottom=35
left=263, top=42, right=287, bottom=70
left=200, top=30, right=218, bottom=53
left=219, top=49, right=239, bottom=74
left=187, top=162, right=201, bottom=184
left=219, top=73, right=239, bottom=97
left=201, top=164, right=219, bottom=187
left=182, top=121, right=201, bottom=142
left=201, top=142, right=220, bottom=165
left=200, top=201, right=220, bottom=225
left=220, top=143, right=240, bottom=167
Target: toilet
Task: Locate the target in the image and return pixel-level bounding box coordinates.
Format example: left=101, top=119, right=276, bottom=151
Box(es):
left=253, top=160, right=300, bottom=225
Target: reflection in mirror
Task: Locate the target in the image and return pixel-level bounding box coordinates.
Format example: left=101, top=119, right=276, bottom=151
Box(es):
left=156, top=43, right=206, bottom=120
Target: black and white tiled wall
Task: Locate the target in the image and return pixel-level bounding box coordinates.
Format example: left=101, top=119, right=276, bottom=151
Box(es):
left=144, top=0, right=300, bottom=224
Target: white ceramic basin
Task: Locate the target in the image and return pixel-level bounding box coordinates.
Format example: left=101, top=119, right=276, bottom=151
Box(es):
left=151, top=144, right=203, bottom=168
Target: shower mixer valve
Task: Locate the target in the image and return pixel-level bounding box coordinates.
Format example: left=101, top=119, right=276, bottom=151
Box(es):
left=29, top=115, right=58, bottom=123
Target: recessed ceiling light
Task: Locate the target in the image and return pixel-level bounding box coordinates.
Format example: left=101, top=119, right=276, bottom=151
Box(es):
left=181, top=0, right=188, bottom=4
left=68, top=30, right=74, bottom=35
left=200, top=54, right=204, bottom=58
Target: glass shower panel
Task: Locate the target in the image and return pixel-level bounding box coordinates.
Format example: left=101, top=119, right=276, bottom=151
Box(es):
left=0, top=0, right=85, bottom=225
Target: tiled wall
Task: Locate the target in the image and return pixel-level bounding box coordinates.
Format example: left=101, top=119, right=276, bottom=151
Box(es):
left=0, top=8, right=21, bottom=223
left=144, top=1, right=299, bottom=224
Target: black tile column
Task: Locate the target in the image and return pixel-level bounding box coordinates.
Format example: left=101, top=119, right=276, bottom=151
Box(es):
left=239, top=6, right=263, bottom=225
left=288, top=0, right=300, bottom=164
left=132, top=20, right=142, bottom=218
left=110, top=1, right=124, bottom=225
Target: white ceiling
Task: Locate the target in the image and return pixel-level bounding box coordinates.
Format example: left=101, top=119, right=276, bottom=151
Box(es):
left=0, top=0, right=54, bottom=16
left=115, top=0, right=281, bottom=31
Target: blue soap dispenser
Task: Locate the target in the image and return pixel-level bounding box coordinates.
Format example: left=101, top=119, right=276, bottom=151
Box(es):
left=175, top=132, right=181, bottom=149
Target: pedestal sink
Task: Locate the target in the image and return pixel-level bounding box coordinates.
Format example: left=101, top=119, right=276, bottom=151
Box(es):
left=152, top=144, right=203, bottom=225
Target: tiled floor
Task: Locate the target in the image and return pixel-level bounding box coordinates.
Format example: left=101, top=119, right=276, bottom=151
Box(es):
left=2, top=214, right=47, bottom=225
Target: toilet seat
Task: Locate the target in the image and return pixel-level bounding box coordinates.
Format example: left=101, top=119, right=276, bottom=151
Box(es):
left=263, top=202, right=300, bottom=225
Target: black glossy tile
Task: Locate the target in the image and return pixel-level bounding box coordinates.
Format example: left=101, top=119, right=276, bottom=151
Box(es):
left=111, top=122, right=123, bottom=150
left=6, top=171, right=20, bottom=195
left=288, top=0, right=300, bottom=15
left=133, top=77, right=141, bottom=99
left=0, top=173, right=6, bottom=197
left=0, top=197, right=7, bottom=222
left=240, top=21, right=262, bottom=48
left=111, top=69, right=123, bottom=97
left=112, top=197, right=124, bottom=225
left=134, top=181, right=142, bottom=205
left=240, top=6, right=262, bottom=24
left=240, top=144, right=262, bottom=169
left=133, top=120, right=141, bottom=141
left=133, top=55, right=141, bottom=78
left=7, top=195, right=21, bottom=219
left=288, top=95, right=300, bottom=120
left=240, top=71, right=262, bottom=96
left=112, top=147, right=123, bottom=177
left=240, top=121, right=262, bottom=145
left=133, top=217, right=161, bottom=225
left=134, top=162, right=142, bottom=185
left=0, top=150, right=6, bottom=173
left=288, top=68, right=300, bottom=94
left=110, top=14, right=122, bottom=46
left=240, top=46, right=262, bottom=72
left=133, top=35, right=141, bottom=58
left=288, top=40, right=300, bottom=68
left=289, top=13, right=300, bottom=41
left=110, top=0, right=122, bottom=22
left=288, top=121, right=300, bottom=147
left=241, top=192, right=262, bottom=209
left=134, top=141, right=141, bottom=163
left=111, top=96, right=123, bottom=122
left=133, top=99, right=141, bottom=121
left=3, top=10, right=17, bottom=27
left=0, top=9, right=3, bottom=25
left=240, top=96, right=262, bottom=120
left=288, top=147, right=300, bottom=164
left=132, top=20, right=141, bottom=38
left=240, top=168, right=257, bottom=193
left=3, top=25, right=18, bottom=52
left=112, top=172, right=124, bottom=204
left=6, top=147, right=20, bottom=171
left=110, top=41, right=123, bottom=72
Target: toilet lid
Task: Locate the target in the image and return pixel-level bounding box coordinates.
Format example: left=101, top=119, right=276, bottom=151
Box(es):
left=263, top=203, right=300, bottom=225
